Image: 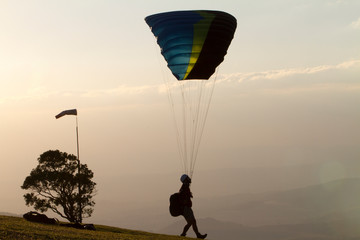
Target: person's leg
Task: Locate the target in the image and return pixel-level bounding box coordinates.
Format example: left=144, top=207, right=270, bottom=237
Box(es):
left=181, top=219, right=207, bottom=239
left=192, top=219, right=203, bottom=236
left=181, top=207, right=192, bottom=236
left=186, top=207, right=207, bottom=239
left=181, top=207, right=207, bottom=239
left=181, top=220, right=192, bottom=236
left=181, top=207, right=196, bottom=236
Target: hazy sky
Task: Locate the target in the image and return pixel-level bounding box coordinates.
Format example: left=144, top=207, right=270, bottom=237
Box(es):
left=1, top=0, right=359, bottom=218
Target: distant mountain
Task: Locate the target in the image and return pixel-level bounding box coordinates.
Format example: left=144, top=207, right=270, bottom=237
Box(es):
left=195, top=178, right=360, bottom=226
left=160, top=215, right=360, bottom=240
left=159, top=218, right=245, bottom=240
left=91, top=175, right=360, bottom=235
left=158, top=178, right=360, bottom=239
left=0, top=212, right=21, bottom=217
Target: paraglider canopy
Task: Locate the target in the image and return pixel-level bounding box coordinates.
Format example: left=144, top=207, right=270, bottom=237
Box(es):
left=145, top=10, right=237, bottom=178
left=145, top=10, right=237, bottom=81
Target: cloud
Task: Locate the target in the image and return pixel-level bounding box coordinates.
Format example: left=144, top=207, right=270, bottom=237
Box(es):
left=218, top=60, right=360, bottom=83
left=350, top=17, right=360, bottom=29
left=215, top=60, right=360, bottom=95
left=0, top=86, right=55, bottom=103
left=80, top=85, right=156, bottom=98
left=0, top=84, right=158, bottom=104
left=1, top=60, right=359, bottom=105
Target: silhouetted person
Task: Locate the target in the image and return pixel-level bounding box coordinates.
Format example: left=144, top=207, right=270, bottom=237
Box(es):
left=179, top=174, right=207, bottom=239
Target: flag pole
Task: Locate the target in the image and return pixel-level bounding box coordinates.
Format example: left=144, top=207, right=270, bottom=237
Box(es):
left=76, top=116, right=80, bottom=162
left=76, top=115, right=82, bottom=224
left=55, top=109, right=82, bottom=223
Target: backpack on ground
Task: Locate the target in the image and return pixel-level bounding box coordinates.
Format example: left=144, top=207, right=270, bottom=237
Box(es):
left=23, top=211, right=58, bottom=225
left=169, top=192, right=183, bottom=217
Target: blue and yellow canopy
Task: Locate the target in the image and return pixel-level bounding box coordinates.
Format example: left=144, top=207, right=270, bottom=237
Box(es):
left=145, top=10, right=237, bottom=80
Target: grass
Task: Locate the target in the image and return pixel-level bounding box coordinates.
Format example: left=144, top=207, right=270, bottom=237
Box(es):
left=0, top=215, right=185, bottom=240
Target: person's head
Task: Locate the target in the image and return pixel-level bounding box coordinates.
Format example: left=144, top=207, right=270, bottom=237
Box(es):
left=180, top=174, right=191, bottom=184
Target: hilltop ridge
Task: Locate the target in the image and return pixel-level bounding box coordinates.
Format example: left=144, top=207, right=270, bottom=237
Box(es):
left=0, top=215, right=185, bottom=240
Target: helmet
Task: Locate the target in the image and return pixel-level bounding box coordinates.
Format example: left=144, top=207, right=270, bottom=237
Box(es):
left=180, top=174, right=189, bottom=183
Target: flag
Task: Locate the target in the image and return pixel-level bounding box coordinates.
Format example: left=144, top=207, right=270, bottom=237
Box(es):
left=55, top=109, right=77, bottom=119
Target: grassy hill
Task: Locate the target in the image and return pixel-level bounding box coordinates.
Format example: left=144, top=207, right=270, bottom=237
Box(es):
left=0, top=215, right=184, bottom=240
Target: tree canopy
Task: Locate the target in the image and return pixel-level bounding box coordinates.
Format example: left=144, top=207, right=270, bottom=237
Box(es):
left=21, top=150, right=96, bottom=223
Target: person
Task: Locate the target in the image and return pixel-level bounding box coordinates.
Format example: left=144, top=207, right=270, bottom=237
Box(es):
left=179, top=174, right=207, bottom=239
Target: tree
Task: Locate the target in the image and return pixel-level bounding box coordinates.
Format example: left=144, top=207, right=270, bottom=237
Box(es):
left=21, top=150, right=96, bottom=223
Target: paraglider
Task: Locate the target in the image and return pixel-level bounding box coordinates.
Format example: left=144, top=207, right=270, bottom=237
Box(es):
left=146, top=10, right=236, bottom=238
left=145, top=10, right=237, bottom=177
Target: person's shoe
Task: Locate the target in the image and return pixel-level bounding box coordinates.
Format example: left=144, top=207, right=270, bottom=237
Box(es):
left=180, top=233, right=186, bottom=237
left=196, top=233, right=207, bottom=239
